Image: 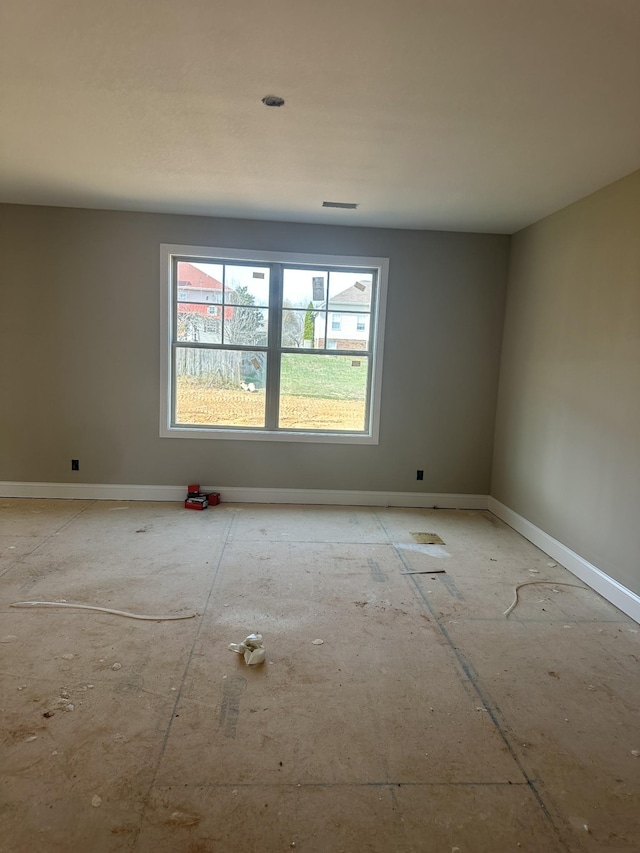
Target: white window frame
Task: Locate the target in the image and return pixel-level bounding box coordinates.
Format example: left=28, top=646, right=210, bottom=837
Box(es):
left=160, top=244, right=389, bottom=444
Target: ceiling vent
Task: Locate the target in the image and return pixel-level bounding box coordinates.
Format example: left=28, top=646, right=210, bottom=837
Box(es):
left=322, top=201, right=358, bottom=209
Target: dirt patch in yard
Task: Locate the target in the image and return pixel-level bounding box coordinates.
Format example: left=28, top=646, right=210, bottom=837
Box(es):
left=176, top=386, right=365, bottom=430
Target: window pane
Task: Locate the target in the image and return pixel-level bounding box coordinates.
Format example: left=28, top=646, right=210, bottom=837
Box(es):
left=177, top=261, right=224, bottom=303
left=175, top=348, right=266, bottom=427
left=224, top=265, right=270, bottom=307
left=279, top=354, right=368, bottom=431
left=281, top=308, right=326, bottom=348
left=283, top=268, right=328, bottom=308
left=328, top=271, right=373, bottom=311
left=177, top=304, right=222, bottom=343
left=223, top=307, right=268, bottom=346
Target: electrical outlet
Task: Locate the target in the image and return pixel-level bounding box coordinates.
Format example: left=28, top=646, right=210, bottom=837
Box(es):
left=416, top=469, right=423, bottom=481
left=71, top=459, right=79, bottom=471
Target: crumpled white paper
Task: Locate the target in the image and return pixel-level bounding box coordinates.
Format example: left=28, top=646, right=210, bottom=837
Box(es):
left=228, top=632, right=266, bottom=665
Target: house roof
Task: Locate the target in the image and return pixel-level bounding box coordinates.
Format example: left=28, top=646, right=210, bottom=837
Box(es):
left=177, top=264, right=222, bottom=291
left=329, top=281, right=371, bottom=306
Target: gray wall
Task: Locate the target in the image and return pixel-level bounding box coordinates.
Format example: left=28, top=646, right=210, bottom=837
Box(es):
left=0, top=205, right=509, bottom=494
left=492, top=171, right=640, bottom=594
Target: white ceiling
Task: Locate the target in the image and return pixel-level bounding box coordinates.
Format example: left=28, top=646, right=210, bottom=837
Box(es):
left=1, top=0, right=639, bottom=233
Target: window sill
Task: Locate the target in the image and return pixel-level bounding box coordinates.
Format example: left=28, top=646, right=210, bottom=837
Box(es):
left=160, top=425, right=379, bottom=444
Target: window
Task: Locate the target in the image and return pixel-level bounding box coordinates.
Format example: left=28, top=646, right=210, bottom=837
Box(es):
left=160, top=245, right=388, bottom=443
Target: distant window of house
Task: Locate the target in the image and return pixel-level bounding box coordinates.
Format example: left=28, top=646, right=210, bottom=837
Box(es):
left=160, top=245, right=389, bottom=443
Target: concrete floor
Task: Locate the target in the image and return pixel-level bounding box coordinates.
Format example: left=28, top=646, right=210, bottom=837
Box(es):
left=1, top=499, right=638, bottom=852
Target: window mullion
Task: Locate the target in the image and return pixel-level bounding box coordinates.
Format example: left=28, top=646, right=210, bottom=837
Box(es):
left=170, top=258, right=178, bottom=425
left=362, top=268, right=378, bottom=433
left=221, top=263, right=226, bottom=344
left=265, top=263, right=283, bottom=429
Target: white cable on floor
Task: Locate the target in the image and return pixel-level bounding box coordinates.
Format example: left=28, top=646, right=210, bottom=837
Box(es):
left=10, top=601, right=197, bottom=621
left=504, top=581, right=588, bottom=617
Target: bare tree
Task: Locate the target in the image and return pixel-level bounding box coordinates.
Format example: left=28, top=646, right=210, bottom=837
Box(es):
left=224, top=286, right=266, bottom=346
left=282, top=299, right=305, bottom=347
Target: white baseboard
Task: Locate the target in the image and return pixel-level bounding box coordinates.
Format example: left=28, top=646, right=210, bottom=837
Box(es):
left=0, top=481, right=489, bottom=510
left=488, top=497, right=640, bottom=624
left=210, top=487, right=489, bottom=509
left=0, top=482, right=185, bottom=501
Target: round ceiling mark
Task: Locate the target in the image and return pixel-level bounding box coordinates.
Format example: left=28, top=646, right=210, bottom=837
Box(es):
left=262, top=95, right=285, bottom=108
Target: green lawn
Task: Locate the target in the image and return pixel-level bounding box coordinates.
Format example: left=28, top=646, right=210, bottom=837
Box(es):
left=280, top=353, right=368, bottom=400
